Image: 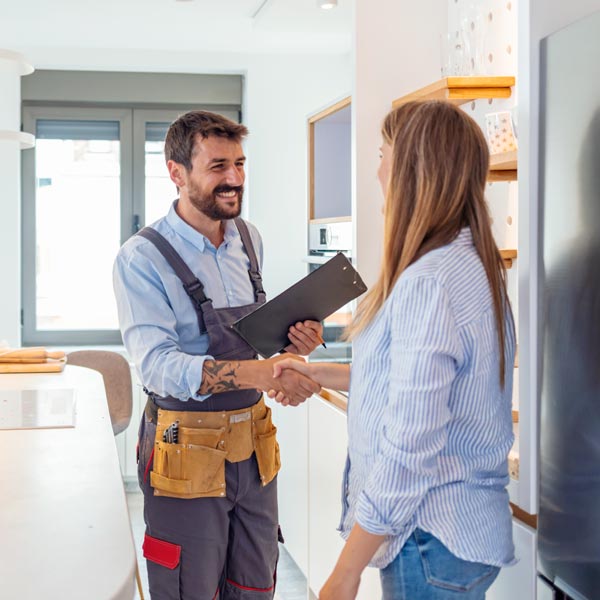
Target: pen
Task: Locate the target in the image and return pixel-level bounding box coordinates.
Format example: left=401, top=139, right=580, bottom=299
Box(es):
left=317, top=333, right=327, bottom=349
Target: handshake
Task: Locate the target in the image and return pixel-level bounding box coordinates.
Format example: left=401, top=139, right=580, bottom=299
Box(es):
left=199, top=322, right=347, bottom=404
left=257, top=355, right=321, bottom=407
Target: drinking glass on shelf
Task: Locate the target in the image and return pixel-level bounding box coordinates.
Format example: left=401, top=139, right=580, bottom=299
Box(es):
left=485, top=111, right=518, bottom=154
left=440, top=30, right=470, bottom=77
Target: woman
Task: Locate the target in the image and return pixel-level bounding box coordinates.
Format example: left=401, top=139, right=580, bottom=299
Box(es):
left=271, top=100, right=516, bottom=599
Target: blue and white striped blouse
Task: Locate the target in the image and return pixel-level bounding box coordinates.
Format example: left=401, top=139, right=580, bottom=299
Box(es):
left=340, top=227, right=516, bottom=569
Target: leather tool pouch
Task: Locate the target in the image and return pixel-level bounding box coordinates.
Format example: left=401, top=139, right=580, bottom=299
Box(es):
left=252, top=405, right=281, bottom=487
left=150, top=399, right=281, bottom=499
left=150, top=416, right=228, bottom=499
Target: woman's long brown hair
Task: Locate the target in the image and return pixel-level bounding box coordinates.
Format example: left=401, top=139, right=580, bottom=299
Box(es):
left=346, top=100, right=513, bottom=387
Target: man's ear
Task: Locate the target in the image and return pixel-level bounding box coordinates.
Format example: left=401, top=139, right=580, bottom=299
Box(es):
left=167, top=160, right=187, bottom=189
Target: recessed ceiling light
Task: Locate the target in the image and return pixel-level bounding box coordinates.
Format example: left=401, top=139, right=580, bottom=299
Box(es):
left=318, top=0, right=338, bottom=9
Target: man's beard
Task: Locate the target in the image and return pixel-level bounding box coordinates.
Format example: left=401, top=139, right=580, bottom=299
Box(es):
left=189, top=183, right=244, bottom=220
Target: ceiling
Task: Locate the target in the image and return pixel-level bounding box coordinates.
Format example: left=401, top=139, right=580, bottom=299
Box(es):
left=0, top=0, right=353, bottom=56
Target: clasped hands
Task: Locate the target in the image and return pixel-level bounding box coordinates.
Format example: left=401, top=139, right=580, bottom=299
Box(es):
left=254, top=320, right=323, bottom=407
left=259, top=356, right=317, bottom=407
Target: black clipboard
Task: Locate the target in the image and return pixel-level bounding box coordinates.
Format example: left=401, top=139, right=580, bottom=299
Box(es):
left=232, top=253, right=367, bottom=358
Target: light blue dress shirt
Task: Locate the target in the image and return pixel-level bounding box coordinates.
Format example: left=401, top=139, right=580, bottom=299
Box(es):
left=340, top=228, right=516, bottom=569
left=113, top=201, right=263, bottom=401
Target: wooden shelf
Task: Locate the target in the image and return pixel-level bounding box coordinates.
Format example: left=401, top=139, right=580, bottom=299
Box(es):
left=309, top=216, right=351, bottom=224
left=488, top=150, right=518, bottom=181
left=392, top=76, right=515, bottom=108
left=500, top=248, right=517, bottom=269
left=391, top=78, right=518, bottom=182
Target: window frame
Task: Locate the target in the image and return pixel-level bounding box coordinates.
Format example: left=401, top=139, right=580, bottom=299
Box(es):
left=22, top=105, right=133, bottom=345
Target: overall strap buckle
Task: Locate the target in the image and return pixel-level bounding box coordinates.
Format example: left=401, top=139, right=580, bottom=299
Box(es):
left=248, top=269, right=265, bottom=299
left=183, top=279, right=209, bottom=308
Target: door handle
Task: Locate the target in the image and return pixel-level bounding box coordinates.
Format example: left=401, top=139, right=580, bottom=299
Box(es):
left=133, top=214, right=141, bottom=234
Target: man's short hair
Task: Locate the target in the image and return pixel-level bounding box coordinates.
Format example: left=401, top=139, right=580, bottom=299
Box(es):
left=164, top=110, right=249, bottom=170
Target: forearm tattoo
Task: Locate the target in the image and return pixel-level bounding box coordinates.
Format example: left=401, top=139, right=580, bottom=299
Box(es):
left=198, top=360, right=243, bottom=394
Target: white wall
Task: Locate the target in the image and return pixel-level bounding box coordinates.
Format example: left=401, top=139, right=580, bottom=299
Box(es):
left=245, top=53, right=352, bottom=296
left=0, top=55, right=31, bottom=348
left=353, top=0, right=447, bottom=287
left=0, top=141, right=21, bottom=348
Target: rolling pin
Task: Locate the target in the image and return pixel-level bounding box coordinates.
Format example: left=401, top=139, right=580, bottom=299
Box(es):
left=0, top=348, right=66, bottom=362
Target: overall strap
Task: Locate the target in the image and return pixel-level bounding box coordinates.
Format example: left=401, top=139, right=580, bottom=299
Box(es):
left=234, top=217, right=266, bottom=303
left=137, top=227, right=210, bottom=329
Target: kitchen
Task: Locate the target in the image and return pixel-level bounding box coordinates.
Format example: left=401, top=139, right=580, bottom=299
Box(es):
left=1, top=1, right=599, bottom=599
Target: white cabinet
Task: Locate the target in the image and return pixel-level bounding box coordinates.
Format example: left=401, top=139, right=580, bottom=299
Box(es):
left=308, top=395, right=381, bottom=599
left=487, top=520, right=537, bottom=600
left=269, top=398, right=310, bottom=576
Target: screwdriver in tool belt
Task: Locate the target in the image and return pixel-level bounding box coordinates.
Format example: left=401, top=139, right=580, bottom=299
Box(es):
left=163, top=422, right=179, bottom=443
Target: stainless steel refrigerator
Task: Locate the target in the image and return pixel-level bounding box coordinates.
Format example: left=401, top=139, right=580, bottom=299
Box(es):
left=538, top=9, right=600, bottom=600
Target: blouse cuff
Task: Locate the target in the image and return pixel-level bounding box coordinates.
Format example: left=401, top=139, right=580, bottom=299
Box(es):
left=355, top=492, right=401, bottom=537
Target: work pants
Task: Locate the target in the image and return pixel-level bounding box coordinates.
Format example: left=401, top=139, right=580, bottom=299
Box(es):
left=138, top=414, right=279, bottom=600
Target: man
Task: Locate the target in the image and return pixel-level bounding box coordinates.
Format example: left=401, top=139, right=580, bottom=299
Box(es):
left=113, top=110, right=322, bottom=599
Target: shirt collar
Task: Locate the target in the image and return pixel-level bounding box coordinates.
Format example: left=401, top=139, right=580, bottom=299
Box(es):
left=165, top=200, right=240, bottom=252
left=454, top=227, right=473, bottom=246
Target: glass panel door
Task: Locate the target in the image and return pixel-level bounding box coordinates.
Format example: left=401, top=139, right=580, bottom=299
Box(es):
left=35, top=121, right=120, bottom=331
left=22, top=107, right=132, bottom=345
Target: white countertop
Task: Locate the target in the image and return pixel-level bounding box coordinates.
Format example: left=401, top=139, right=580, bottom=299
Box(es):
left=0, top=365, right=136, bottom=599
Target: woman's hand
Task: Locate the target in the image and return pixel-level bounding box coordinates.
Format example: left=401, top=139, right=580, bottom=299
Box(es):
left=319, top=569, right=360, bottom=600
left=319, top=524, right=384, bottom=599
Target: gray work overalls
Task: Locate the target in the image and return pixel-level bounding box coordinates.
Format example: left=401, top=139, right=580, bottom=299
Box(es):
left=136, top=218, right=280, bottom=600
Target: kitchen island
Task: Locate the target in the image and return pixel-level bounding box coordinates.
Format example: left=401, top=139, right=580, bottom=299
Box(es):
left=0, top=365, right=136, bottom=599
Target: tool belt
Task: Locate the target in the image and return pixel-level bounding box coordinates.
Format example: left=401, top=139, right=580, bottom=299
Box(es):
left=150, top=397, right=280, bottom=499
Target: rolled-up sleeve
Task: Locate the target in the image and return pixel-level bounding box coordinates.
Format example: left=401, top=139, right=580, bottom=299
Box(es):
left=355, top=276, right=461, bottom=536
left=113, top=247, right=213, bottom=402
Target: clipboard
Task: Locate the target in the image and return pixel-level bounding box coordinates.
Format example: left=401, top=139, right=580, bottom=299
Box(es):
left=232, top=253, right=367, bottom=358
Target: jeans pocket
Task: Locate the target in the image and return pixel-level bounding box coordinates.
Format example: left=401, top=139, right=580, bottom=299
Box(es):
left=414, top=529, right=499, bottom=593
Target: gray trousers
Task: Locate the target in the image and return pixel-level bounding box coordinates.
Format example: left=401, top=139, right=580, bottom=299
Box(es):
left=138, top=415, right=279, bottom=600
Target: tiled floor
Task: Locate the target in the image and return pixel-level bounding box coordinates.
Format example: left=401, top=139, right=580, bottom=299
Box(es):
left=126, top=491, right=312, bottom=600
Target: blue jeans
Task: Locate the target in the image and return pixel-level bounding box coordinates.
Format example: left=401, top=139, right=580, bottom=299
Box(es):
left=380, top=529, right=500, bottom=599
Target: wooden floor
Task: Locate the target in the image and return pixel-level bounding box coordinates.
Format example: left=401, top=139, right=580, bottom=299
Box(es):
left=126, top=491, right=312, bottom=599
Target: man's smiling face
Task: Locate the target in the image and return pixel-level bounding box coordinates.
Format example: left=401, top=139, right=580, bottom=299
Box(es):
left=183, top=134, right=246, bottom=221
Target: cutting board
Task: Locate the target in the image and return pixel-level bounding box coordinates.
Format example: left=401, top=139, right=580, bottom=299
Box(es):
left=0, top=359, right=67, bottom=374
